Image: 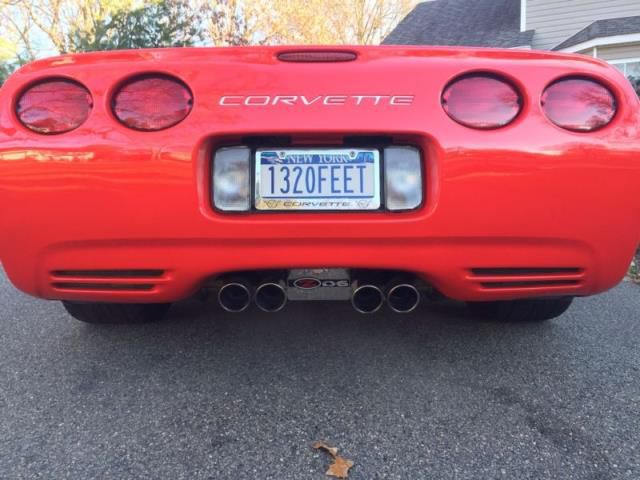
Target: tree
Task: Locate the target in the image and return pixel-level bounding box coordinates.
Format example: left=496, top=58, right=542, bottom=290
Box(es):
left=73, top=0, right=208, bottom=51
left=339, top=0, right=417, bottom=45
left=251, top=0, right=417, bottom=45
left=0, top=2, right=36, bottom=85
left=6, top=0, right=207, bottom=55
left=7, top=0, right=132, bottom=54
left=0, top=36, right=13, bottom=84
left=0, top=61, right=11, bottom=84
left=1, top=0, right=210, bottom=84
left=207, top=0, right=261, bottom=46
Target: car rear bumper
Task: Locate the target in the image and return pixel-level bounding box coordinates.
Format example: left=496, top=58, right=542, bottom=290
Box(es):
left=2, top=130, right=639, bottom=303
left=0, top=235, right=622, bottom=303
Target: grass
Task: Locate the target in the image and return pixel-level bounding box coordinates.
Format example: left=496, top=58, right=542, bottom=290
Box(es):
left=629, top=256, right=640, bottom=284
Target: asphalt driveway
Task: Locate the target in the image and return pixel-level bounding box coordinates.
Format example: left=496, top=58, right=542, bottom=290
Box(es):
left=1, top=268, right=639, bottom=479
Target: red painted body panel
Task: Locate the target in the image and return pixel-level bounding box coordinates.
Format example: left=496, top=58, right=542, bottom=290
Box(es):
left=1, top=46, right=639, bottom=303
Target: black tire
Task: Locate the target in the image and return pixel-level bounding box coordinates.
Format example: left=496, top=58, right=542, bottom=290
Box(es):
left=467, top=297, right=573, bottom=322
left=62, top=301, right=171, bottom=324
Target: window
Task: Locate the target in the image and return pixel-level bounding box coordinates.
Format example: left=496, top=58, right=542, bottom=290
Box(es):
left=609, top=59, right=640, bottom=96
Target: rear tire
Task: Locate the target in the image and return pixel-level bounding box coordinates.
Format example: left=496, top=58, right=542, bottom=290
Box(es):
left=62, top=301, right=171, bottom=324
left=467, top=297, right=573, bottom=322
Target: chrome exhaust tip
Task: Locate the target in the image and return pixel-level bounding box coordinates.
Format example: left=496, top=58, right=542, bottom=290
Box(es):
left=255, top=282, right=287, bottom=312
left=218, top=282, right=251, bottom=312
left=352, top=284, right=384, bottom=314
left=387, top=283, right=420, bottom=313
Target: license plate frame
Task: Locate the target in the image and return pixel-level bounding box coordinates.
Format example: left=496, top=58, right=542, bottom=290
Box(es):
left=254, top=148, right=381, bottom=211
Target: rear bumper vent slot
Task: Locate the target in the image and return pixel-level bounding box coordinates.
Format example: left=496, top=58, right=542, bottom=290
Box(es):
left=480, top=280, right=580, bottom=289
left=470, top=267, right=581, bottom=276
left=468, top=267, right=584, bottom=290
left=52, top=269, right=165, bottom=278
left=52, top=282, right=155, bottom=292
left=49, top=269, right=166, bottom=293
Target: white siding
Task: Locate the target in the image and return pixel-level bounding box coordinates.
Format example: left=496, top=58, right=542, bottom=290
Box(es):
left=597, top=42, right=640, bottom=60
left=526, top=0, right=640, bottom=50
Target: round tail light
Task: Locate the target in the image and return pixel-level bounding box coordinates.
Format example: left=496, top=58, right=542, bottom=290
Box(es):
left=112, top=75, right=193, bottom=131
left=16, top=79, right=92, bottom=134
left=442, top=74, right=521, bottom=129
left=541, top=77, right=616, bottom=132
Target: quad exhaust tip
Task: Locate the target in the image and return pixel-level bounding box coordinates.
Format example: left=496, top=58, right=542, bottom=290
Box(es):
left=255, top=282, right=287, bottom=312
left=352, top=284, right=384, bottom=314
left=387, top=284, right=420, bottom=313
left=218, top=276, right=420, bottom=314
left=218, top=282, right=251, bottom=313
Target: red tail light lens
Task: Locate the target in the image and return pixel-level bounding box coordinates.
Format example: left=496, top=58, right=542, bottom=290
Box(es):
left=442, top=74, right=521, bottom=129
left=16, top=79, right=92, bottom=134
left=541, top=77, right=616, bottom=132
left=112, top=75, right=193, bottom=131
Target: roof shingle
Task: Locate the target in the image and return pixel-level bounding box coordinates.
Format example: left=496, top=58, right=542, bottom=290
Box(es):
left=553, top=16, right=640, bottom=50
left=383, top=0, right=534, bottom=48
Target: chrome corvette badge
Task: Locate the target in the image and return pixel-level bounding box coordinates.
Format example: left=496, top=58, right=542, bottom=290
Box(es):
left=219, top=95, right=414, bottom=106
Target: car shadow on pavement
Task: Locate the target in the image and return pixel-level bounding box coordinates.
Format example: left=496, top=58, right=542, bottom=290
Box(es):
left=82, top=296, right=559, bottom=362
left=68, top=297, right=564, bottom=415
left=73, top=296, right=562, bottom=382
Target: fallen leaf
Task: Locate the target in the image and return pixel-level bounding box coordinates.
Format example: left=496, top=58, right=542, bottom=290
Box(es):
left=313, top=441, right=354, bottom=479
left=313, top=441, right=338, bottom=457
left=326, top=455, right=354, bottom=479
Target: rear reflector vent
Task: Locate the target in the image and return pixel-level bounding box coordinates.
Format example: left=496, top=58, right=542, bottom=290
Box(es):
left=479, top=280, right=580, bottom=289
left=277, top=51, right=357, bottom=62
left=52, top=283, right=155, bottom=292
left=470, top=267, right=581, bottom=276
left=50, top=269, right=166, bottom=293
left=468, top=267, right=584, bottom=290
left=52, top=269, right=165, bottom=278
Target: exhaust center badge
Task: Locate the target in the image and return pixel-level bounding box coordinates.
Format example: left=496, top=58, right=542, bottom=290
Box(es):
left=293, top=277, right=322, bottom=290
left=287, top=268, right=352, bottom=301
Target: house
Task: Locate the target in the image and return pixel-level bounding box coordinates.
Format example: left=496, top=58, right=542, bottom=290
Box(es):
left=384, top=0, right=640, bottom=88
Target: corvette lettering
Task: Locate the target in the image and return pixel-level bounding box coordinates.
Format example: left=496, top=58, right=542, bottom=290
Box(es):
left=219, top=95, right=414, bottom=106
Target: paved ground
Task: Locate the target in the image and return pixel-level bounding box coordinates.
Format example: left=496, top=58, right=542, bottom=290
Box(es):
left=0, top=269, right=639, bottom=480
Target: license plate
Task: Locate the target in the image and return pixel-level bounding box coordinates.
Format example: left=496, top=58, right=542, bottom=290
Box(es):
left=254, top=148, right=381, bottom=210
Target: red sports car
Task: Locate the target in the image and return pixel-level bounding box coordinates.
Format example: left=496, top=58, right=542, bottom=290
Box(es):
left=1, top=46, right=639, bottom=324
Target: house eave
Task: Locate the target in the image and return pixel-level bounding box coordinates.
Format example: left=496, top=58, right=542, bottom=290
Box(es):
left=557, top=32, right=640, bottom=53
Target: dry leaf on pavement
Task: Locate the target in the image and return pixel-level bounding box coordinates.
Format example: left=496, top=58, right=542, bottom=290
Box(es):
left=313, top=441, right=354, bottom=479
